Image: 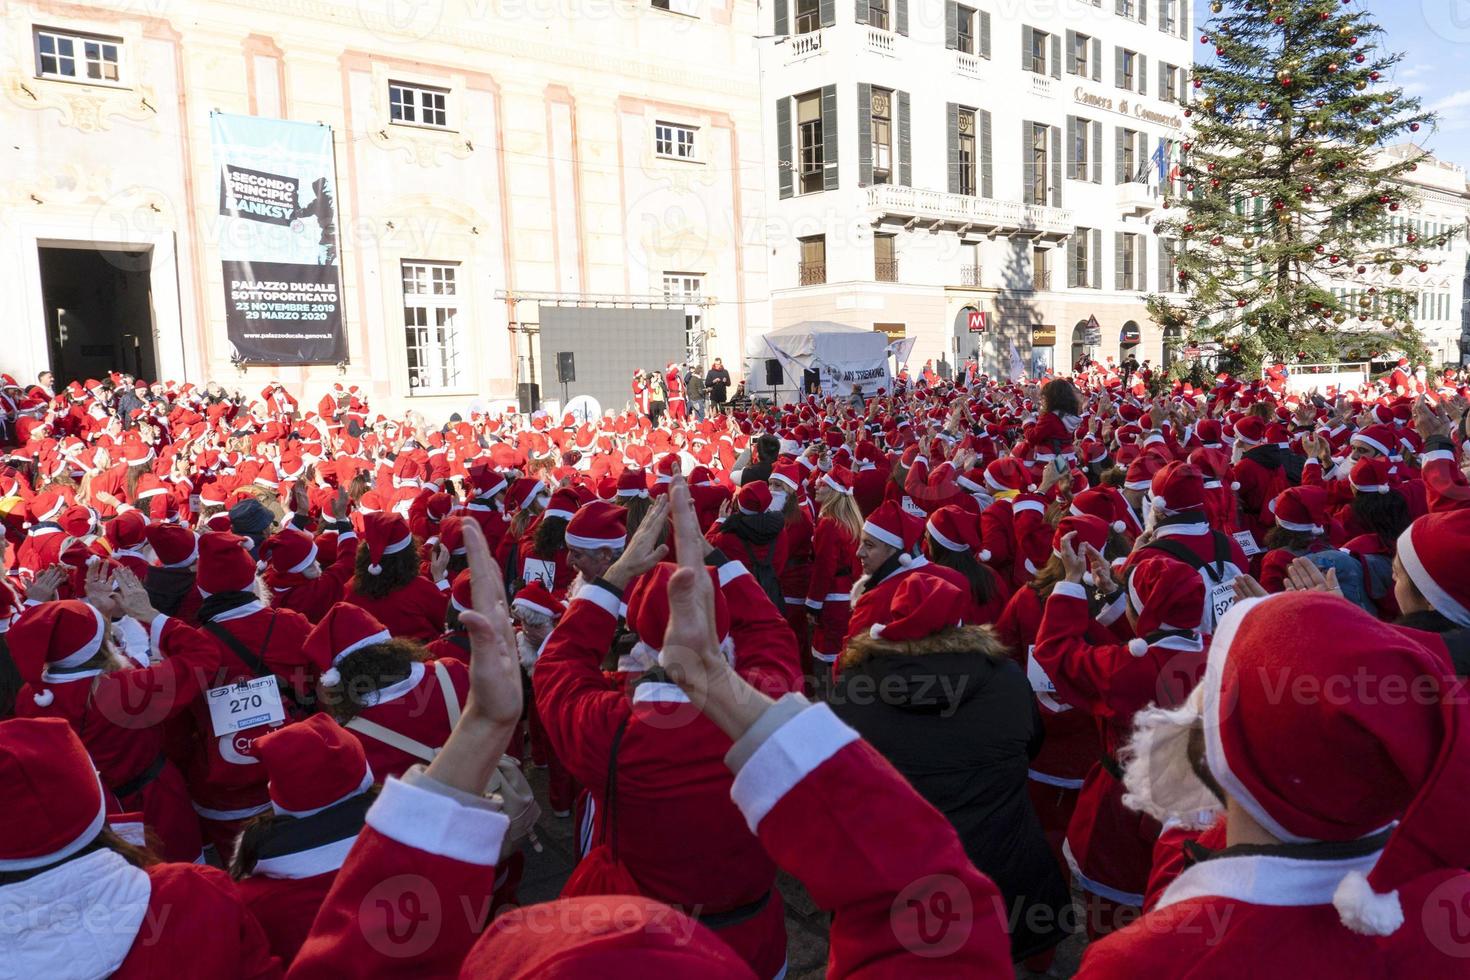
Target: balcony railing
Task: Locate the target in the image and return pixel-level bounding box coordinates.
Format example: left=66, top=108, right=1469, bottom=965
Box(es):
left=865, top=184, right=1073, bottom=240
left=959, top=264, right=982, bottom=286
left=1032, top=270, right=1052, bottom=292
left=799, top=262, right=827, bottom=285
left=787, top=29, right=824, bottom=63
left=866, top=27, right=895, bottom=57
left=1030, top=74, right=1056, bottom=99
left=954, top=51, right=982, bottom=78
left=1117, top=180, right=1161, bottom=217
left=874, top=259, right=898, bottom=282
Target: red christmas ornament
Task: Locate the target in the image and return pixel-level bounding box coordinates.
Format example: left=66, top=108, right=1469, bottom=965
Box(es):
left=1237, top=299, right=1247, bottom=307
left=1184, top=108, right=1193, bottom=118
left=1303, top=184, right=1314, bottom=194
left=1194, top=78, right=1203, bottom=89
left=1216, top=47, right=1225, bottom=56
left=1273, top=200, right=1286, bottom=210
left=1184, top=224, right=1196, bottom=233
left=1274, top=15, right=1285, bottom=24
left=1259, top=100, right=1270, bottom=109
left=1355, top=53, right=1366, bottom=63
left=1328, top=63, right=1338, bottom=73
left=1315, top=244, right=1325, bottom=253
left=1305, top=147, right=1316, bottom=157
left=1370, top=71, right=1381, bottom=81
left=1349, top=36, right=1358, bottom=44
left=1420, top=263, right=1430, bottom=272
left=1330, top=255, right=1341, bottom=263
left=1408, top=233, right=1418, bottom=243
left=1357, top=266, right=1367, bottom=274
left=1212, top=236, right=1223, bottom=245
left=1201, top=34, right=1211, bottom=44
left=1379, top=196, right=1390, bottom=204
left=1411, top=122, right=1422, bottom=132
left=1211, top=179, right=1221, bottom=188
left=1390, top=203, right=1400, bottom=211
left=1183, top=141, right=1193, bottom=151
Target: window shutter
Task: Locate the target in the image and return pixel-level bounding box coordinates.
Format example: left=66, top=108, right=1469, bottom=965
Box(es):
left=979, top=11, right=991, bottom=58
left=774, top=0, right=789, bottom=36
left=821, top=84, right=839, bottom=191
left=1138, top=0, right=1146, bottom=23
left=1137, top=235, right=1148, bottom=291
left=1115, top=232, right=1126, bottom=290
left=947, top=102, right=960, bottom=193
left=1159, top=238, right=1169, bottom=293
left=855, top=0, right=869, bottom=25
left=1092, top=38, right=1102, bottom=81
left=1091, top=228, right=1102, bottom=288
left=1138, top=54, right=1147, bottom=94
left=1091, top=121, right=1102, bottom=183
left=1158, top=0, right=1166, bottom=30
left=1022, top=25, right=1033, bottom=70
left=1069, top=234, right=1081, bottom=288
left=980, top=109, right=993, bottom=197
left=1066, top=116, right=1078, bottom=179
left=1115, top=126, right=1126, bottom=182
left=1022, top=121, right=1035, bottom=204
left=1180, top=0, right=1190, bottom=37
left=1050, top=32, right=1061, bottom=78
left=897, top=90, right=911, bottom=186
left=857, top=83, right=873, bottom=187
left=945, top=1, right=957, bottom=49
left=1137, top=130, right=1149, bottom=180
left=1066, top=30, right=1078, bottom=74
left=1050, top=124, right=1062, bottom=206
left=1115, top=46, right=1124, bottom=87
left=896, top=0, right=908, bottom=35
left=819, top=0, right=835, bottom=27
left=777, top=98, right=793, bottom=199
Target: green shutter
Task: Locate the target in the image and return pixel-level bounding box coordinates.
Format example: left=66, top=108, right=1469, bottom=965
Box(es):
left=979, top=10, right=991, bottom=58
left=1050, top=32, right=1061, bottom=79
left=1023, top=120, right=1035, bottom=203
left=1115, top=231, right=1126, bottom=290
left=1051, top=124, right=1062, bottom=206
left=980, top=109, right=992, bottom=197
left=945, top=1, right=957, bottom=49
left=819, top=0, right=835, bottom=27
left=858, top=83, right=872, bottom=187
left=947, top=102, right=960, bottom=193
left=1066, top=30, right=1078, bottom=73
left=897, top=89, right=911, bottom=186
left=896, top=0, right=908, bottom=35
left=777, top=97, right=793, bottom=199
left=855, top=0, right=869, bottom=25
left=821, top=84, right=839, bottom=192
left=774, top=0, right=788, bottom=36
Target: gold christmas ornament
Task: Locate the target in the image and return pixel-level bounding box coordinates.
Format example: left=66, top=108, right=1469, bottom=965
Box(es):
left=1382, top=316, right=1396, bottom=327
left=1390, top=262, right=1404, bottom=275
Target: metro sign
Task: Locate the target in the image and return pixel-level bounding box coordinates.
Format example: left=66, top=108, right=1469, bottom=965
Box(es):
left=967, top=310, right=988, bottom=333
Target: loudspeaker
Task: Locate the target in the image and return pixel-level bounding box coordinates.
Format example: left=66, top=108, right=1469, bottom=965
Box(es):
left=556, top=351, right=576, bottom=384
left=764, top=358, right=783, bottom=386
left=517, top=382, right=540, bottom=414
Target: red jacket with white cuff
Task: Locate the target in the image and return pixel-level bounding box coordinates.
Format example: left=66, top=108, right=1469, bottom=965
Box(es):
left=1421, top=435, right=1470, bottom=514
left=265, top=527, right=358, bottom=622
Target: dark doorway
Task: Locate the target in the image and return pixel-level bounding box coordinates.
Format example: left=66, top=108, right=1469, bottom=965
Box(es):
left=38, top=246, right=157, bottom=387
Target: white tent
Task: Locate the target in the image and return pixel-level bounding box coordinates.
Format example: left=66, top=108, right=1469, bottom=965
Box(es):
left=742, top=320, right=896, bottom=401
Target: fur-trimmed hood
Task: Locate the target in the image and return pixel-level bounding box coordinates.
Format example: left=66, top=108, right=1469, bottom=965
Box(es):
left=838, top=625, right=1010, bottom=715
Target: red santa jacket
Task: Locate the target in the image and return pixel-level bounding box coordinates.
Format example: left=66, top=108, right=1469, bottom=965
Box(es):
left=803, top=515, right=858, bottom=612
left=264, top=528, right=358, bottom=622
left=776, top=506, right=815, bottom=607
left=342, top=574, right=449, bottom=643
left=290, top=700, right=1010, bottom=978
left=1033, top=582, right=1206, bottom=903
left=343, top=657, right=470, bottom=783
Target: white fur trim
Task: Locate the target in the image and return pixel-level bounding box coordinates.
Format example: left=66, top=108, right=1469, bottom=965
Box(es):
left=1127, top=637, right=1148, bottom=656
left=367, top=563, right=383, bottom=575
left=272, top=767, right=375, bottom=818
left=32, top=689, right=54, bottom=706
left=1398, top=525, right=1470, bottom=627
left=978, top=549, right=992, bottom=562
left=862, top=520, right=905, bottom=550
left=320, top=667, right=342, bottom=686
left=574, top=583, right=623, bottom=619
left=1112, top=520, right=1126, bottom=533
left=716, top=560, right=749, bottom=586
left=1119, top=688, right=1220, bottom=828
left=1332, top=869, right=1404, bottom=936
left=729, top=703, right=859, bottom=833
left=365, top=774, right=509, bottom=867
left=1051, top=580, right=1088, bottom=601
left=896, top=552, right=913, bottom=565
left=631, top=681, right=691, bottom=704
left=564, top=531, right=627, bottom=551
left=925, top=522, right=968, bottom=553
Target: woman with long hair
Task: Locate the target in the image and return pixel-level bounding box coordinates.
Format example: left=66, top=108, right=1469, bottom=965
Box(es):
left=770, top=465, right=815, bottom=670
left=342, top=513, right=449, bottom=643
left=1259, top=486, right=1333, bottom=593
left=924, top=505, right=1010, bottom=625
left=803, top=468, right=862, bottom=681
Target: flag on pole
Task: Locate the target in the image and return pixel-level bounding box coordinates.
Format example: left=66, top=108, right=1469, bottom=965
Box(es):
left=1153, top=139, right=1169, bottom=187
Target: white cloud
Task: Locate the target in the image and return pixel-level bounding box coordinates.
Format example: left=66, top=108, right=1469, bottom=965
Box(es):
left=1430, top=89, right=1470, bottom=113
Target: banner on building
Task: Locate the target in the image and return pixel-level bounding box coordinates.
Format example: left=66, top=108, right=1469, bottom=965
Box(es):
left=210, top=112, right=346, bottom=364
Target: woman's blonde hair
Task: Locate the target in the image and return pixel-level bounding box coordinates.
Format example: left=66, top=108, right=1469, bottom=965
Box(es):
left=815, top=483, right=864, bottom=542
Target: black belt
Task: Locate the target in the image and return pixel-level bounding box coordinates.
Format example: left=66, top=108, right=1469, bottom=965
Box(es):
left=1098, top=754, right=1124, bottom=781
left=697, top=889, right=772, bottom=930
left=112, top=753, right=167, bottom=799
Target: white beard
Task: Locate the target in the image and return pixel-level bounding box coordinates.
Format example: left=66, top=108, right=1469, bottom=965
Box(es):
left=517, top=632, right=542, bottom=673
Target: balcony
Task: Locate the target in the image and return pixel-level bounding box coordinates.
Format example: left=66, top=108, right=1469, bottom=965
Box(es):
left=954, top=50, right=983, bottom=78
left=799, top=262, right=827, bottom=285
left=959, top=264, right=982, bottom=286
left=1032, top=269, right=1052, bottom=292
left=875, top=259, right=898, bottom=282
left=1117, top=181, right=1161, bottom=217
left=1029, top=73, right=1056, bottom=99
left=786, top=29, right=824, bottom=64
left=866, top=27, right=895, bottom=57
left=865, top=184, right=1073, bottom=242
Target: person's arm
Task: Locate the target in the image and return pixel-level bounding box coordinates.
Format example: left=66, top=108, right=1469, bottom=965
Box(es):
left=708, top=550, right=803, bottom=696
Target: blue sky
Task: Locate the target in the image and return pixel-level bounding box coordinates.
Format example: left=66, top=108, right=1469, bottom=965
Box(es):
left=1193, top=0, right=1470, bottom=170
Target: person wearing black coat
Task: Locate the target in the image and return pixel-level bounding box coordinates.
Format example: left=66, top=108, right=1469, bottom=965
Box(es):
left=704, top=358, right=732, bottom=412
left=828, top=578, right=1073, bottom=962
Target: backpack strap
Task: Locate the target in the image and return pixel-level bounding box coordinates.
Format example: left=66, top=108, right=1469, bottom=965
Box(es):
left=1144, top=536, right=1228, bottom=583
left=435, top=660, right=461, bottom=729
left=606, top=714, right=632, bottom=862
left=201, top=611, right=277, bottom=680
left=344, top=716, right=438, bottom=762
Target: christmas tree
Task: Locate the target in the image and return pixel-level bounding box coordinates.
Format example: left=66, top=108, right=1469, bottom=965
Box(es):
left=1148, top=0, right=1448, bottom=374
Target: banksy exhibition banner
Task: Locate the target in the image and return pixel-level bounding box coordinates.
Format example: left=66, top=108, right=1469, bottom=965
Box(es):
left=210, top=112, right=346, bottom=364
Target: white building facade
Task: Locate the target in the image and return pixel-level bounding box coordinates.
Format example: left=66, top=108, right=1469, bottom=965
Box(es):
left=1, top=0, right=769, bottom=415
left=760, top=0, right=1195, bottom=378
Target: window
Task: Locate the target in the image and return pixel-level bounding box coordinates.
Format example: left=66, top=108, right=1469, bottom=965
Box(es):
left=389, top=81, right=449, bottom=129
left=1073, top=229, right=1093, bottom=289
left=1070, top=117, right=1090, bottom=180
left=34, top=27, right=121, bottom=83
left=1162, top=63, right=1179, bottom=103
left=1119, top=127, right=1141, bottom=182
left=795, top=0, right=821, bottom=33
left=1161, top=0, right=1178, bottom=32
left=875, top=233, right=897, bottom=282
left=1121, top=233, right=1140, bottom=290
left=1031, top=123, right=1050, bottom=204
left=870, top=87, right=893, bottom=185
left=1072, top=32, right=1091, bottom=77
left=652, top=0, right=670, bottom=7
left=868, top=0, right=890, bottom=31
left=956, top=5, right=976, bottom=54
left=1121, top=50, right=1137, bottom=91
left=957, top=108, right=977, bottom=196
left=1161, top=238, right=1179, bottom=292
left=797, top=91, right=824, bottom=194
left=663, top=273, right=704, bottom=355
left=1029, top=28, right=1050, bottom=74
left=799, top=235, right=827, bottom=285
left=1033, top=248, right=1050, bottom=291
left=401, top=262, right=464, bottom=393
left=655, top=121, right=697, bottom=160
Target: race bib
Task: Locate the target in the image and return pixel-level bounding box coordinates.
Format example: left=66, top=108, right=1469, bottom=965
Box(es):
left=1210, top=579, right=1237, bottom=626
left=1027, top=646, right=1073, bottom=714
left=1232, top=531, right=1262, bottom=557
left=521, top=558, right=557, bottom=589
left=206, top=676, right=286, bottom=737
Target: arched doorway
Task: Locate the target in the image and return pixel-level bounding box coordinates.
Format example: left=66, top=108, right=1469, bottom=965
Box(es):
left=1120, top=321, right=1141, bottom=363
left=1162, top=323, right=1183, bottom=371
left=1070, top=319, right=1089, bottom=373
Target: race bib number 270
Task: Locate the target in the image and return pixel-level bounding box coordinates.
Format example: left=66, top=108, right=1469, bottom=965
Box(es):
left=206, top=676, right=286, bottom=736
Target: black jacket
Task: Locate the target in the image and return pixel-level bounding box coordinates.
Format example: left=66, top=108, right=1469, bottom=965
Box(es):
left=829, top=645, right=1072, bottom=960
left=704, top=367, right=731, bottom=401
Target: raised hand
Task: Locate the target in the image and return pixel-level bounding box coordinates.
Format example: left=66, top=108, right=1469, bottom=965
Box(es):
left=113, top=567, right=160, bottom=625
left=25, top=565, right=68, bottom=603
left=1283, top=557, right=1344, bottom=601
left=605, top=494, right=671, bottom=588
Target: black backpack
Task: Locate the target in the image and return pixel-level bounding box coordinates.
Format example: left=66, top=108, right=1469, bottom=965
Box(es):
left=737, top=541, right=785, bottom=611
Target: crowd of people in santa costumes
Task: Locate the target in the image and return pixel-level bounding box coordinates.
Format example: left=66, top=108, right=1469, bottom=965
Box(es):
left=3, top=357, right=1470, bottom=976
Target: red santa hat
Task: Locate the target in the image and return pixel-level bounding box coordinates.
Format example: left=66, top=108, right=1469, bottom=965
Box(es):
left=624, top=562, right=730, bottom=665
left=543, top=488, right=580, bottom=522
left=467, top=462, right=509, bottom=497
left=863, top=500, right=923, bottom=561
left=506, top=478, right=548, bottom=513
left=735, top=481, right=773, bottom=515
left=104, top=509, right=149, bottom=551
left=259, top=528, right=318, bottom=576
left=0, top=717, right=108, bottom=870
left=1149, top=462, right=1206, bottom=514
left=1125, top=557, right=1205, bottom=654
left=437, top=516, right=468, bottom=557
left=819, top=465, right=855, bottom=496
left=1396, top=511, right=1470, bottom=628
left=1233, top=415, right=1267, bottom=447
left=1052, top=514, right=1110, bottom=564
left=203, top=512, right=234, bottom=533
left=1069, top=487, right=1127, bottom=534
left=30, top=488, right=68, bottom=524
left=565, top=501, right=628, bottom=551
left=305, top=603, right=392, bottom=686
left=448, top=569, right=474, bottom=613
left=984, top=457, right=1031, bottom=494
left=359, top=512, right=413, bottom=575
left=615, top=469, right=650, bottom=500
left=254, top=714, right=373, bottom=817
left=1269, top=485, right=1328, bottom=535
left=869, top=575, right=969, bottom=641
left=926, top=505, right=988, bottom=562
left=58, top=505, right=95, bottom=539
left=1350, top=424, right=1397, bottom=459
left=8, top=600, right=109, bottom=705
left=196, top=532, right=258, bottom=595
left=146, top=522, right=198, bottom=567
left=511, top=581, right=565, bottom=622
left=1124, top=456, right=1166, bottom=493
left=1349, top=457, right=1393, bottom=495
